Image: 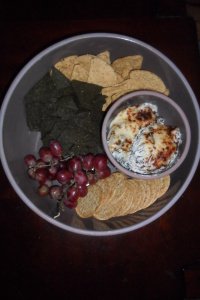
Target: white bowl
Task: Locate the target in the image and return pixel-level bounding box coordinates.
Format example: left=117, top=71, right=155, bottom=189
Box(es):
left=0, top=33, right=200, bottom=236
left=102, top=91, right=191, bottom=179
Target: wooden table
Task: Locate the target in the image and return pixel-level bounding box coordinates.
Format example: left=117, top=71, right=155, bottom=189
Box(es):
left=1, top=17, right=200, bottom=299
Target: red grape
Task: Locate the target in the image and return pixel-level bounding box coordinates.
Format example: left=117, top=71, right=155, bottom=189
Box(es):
left=37, top=184, right=49, bottom=196
left=51, top=156, right=59, bottom=166
left=36, top=159, right=46, bottom=169
left=58, top=161, right=67, bottom=170
left=50, top=140, right=63, bottom=157
left=49, top=185, right=63, bottom=200
left=39, top=146, right=53, bottom=163
left=74, top=170, right=88, bottom=186
left=35, top=168, right=48, bottom=183
left=64, top=186, right=79, bottom=205
left=96, top=166, right=111, bottom=179
left=24, top=154, right=36, bottom=167
left=43, top=178, right=52, bottom=187
left=24, top=138, right=112, bottom=212
left=77, top=184, right=88, bottom=197
left=93, top=154, right=108, bottom=171
left=27, top=167, right=36, bottom=179
left=63, top=200, right=77, bottom=208
left=87, top=172, right=98, bottom=185
left=82, top=153, right=94, bottom=170
left=67, top=156, right=82, bottom=172
left=56, top=169, right=73, bottom=184
left=48, top=165, right=59, bottom=179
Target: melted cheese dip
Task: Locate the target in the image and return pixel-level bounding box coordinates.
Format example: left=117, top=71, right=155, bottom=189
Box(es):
left=107, top=103, right=182, bottom=174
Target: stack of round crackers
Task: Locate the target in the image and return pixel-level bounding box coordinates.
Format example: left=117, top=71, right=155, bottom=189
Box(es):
left=75, top=172, right=170, bottom=220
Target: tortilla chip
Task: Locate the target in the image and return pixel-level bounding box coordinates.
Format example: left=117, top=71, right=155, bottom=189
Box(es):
left=70, top=54, right=94, bottom=82
left=76, top=54, right=93, bottom=74
left=54, top=55, right=77, bottom=79
left=97, top=50, right=111, bottom=64
left=71, top=64, right=89, bottom=82
left=111, top=55, right=143, bottom=79
left=88, top=57, right=119, bottom=87
left=101, top=70, right=169, bottom=110
left=129, top=70, right=169, bottom=95
left=102, top=96, right=113, bottom=111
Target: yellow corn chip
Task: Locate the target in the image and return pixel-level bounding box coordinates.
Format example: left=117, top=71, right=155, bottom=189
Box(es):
left=97, top=50, right=111, bottom=64
left=54, top=55, right=77, bottom=79
left=87, top=57, right=119, bottom=87
left=111, top=55, right=143, bottom=79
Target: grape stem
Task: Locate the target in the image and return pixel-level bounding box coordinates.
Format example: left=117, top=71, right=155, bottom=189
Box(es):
left=53, top=198, right=66, bottom=219
left=59, top=154, right=73, bottom=162
left=28, top=154, right=73, bottom=170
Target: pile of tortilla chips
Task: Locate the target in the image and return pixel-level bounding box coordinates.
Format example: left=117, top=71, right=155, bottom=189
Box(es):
left=54, top=51, right=169, bottom=111
left=54, top=51, right=118, bottom=87
left=75, top=172, right=170, bottom=220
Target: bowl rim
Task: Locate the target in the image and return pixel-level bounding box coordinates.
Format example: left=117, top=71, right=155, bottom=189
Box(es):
left=102, top=90, right=192, bottom=179
left=0, top=32, right=200, bottom=236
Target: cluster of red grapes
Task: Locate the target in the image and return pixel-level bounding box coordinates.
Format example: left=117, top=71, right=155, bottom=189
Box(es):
left=24, top=140, right=111, bottom=208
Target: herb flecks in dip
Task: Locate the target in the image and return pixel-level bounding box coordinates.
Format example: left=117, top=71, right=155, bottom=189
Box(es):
left=107, top=103, right=182, bottom=174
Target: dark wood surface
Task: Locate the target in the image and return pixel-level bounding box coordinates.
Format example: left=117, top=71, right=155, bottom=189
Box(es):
left=1, top=17, right=200, bottom=300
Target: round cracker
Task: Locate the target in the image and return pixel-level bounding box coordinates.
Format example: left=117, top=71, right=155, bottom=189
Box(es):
left=127, top=176, right=170, bottom=215
left=75, top=184, right=102, bottom=218
left=96, top=172, right=126, bottom=206
left=93, top=178, right=127, bottom=220
left=93, top=172, right=126, bottom=220
left=113, top=179, right=140, bottom=217
left=126, top=178, right=153, bottom=215
left=156, top=175, right=170, bottom=198
left=144, top=176, right=170, bottom=203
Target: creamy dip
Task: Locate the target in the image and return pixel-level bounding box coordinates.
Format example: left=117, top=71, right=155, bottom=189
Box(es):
left=107, top=102, right=182, bottom=174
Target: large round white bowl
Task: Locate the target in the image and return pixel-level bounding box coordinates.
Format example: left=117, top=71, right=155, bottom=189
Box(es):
left=0, top=33, right=200, bottom=236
